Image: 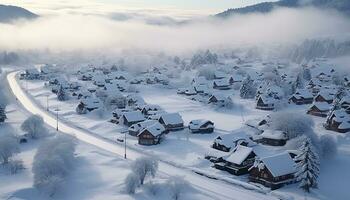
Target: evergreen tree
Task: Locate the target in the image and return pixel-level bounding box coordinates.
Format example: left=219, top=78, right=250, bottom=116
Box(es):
left=295, top=73, right=304, bottom=89
left=302, top=67, right=312, bottom=81
left=0, top=105, right=6, bottom=123
left=57, top=85, right=68, bottom=101
left=76, top=102, right=87, bottom=114
left=240, top=76, right=256, bottom=99
left=295, top=137, right=320, bottom=193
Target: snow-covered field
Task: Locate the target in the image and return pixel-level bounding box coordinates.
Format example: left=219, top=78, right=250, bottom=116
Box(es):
left=1, top=74, right=223, bottom=200
left=8, top=67, right=350, bottom=200
left=6, top=71, right=282, bottom=200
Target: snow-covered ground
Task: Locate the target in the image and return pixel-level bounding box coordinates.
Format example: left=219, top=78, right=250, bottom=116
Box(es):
left=7, top=69, right=350, bottom=200
left=1, top=73, right=228, bottom=200
left=6, top=71, right=280, bottom=200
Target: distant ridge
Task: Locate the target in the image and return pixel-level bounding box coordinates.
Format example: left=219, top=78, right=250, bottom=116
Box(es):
left=0, top=4, right=38, bottom=23
left=216, top=0, right=350, bottom=18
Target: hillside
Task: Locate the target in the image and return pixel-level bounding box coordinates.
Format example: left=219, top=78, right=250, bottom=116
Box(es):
left=216, top=0, right=350, bottom=18
left=0, top=5, right=38, bottom=23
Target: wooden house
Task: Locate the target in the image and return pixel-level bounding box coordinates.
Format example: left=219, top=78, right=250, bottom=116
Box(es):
left=128, top=120, right=160, bottom=136
left=212, top=132, right=255, bottom=152
left=191, top=76, right=207, bottom=86
left=253, top=130, right=288, bottom=146
left=213, top=79, right=231, bottom=90
left=208, top=94, right=226, bottom=104
left=189, top=119, right=214, bottom=134
left=289, top=89, right=314, bottom=105
left=249, top=152, right=296, bottom=190
left=214, top=145, right=256, bottom=175
left=256, top=96, right=275, bottom=111
left=228, top=74, right=244, bottom=84
left=141, top=105, right=162, bottom=116
left=24, top=68, right=41, bottom=80
left=324, top=109, right=350, bottom=133
left=138, top=123, right=166, bottom=145
left=158, top=113, right=184, bottom=131
left=194, top=85, right=210, bottom=95
left=214, top=71, right=226, bottom=79
left=314, top=91, right=335, bottom=104
left=120, top=111, right=145, bottom=127
left=307, top=102, right=331, bottom=117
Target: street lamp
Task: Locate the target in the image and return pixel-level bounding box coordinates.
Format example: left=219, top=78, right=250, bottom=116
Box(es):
left=55, top=108, right=60, bottom=131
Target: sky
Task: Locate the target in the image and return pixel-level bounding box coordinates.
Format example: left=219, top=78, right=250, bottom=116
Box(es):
left=1, top=0, right=277, bottom=18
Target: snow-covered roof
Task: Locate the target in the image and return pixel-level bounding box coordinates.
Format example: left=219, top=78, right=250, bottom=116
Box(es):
left=214, top=71, right=226, bottom=79
left=229, top=74, right=244, bottom=82
left=339, top=121, right=350, bottom=130
left=224, top=145, right=253, bottom=165
left=159, top=113, right=184, bottom=125
left=260, top=152, right=296, bottom=177
left=138, top=122, right=165, bottom=137
left=141, top=104, right=162, bottom=111
left=293, top=89, right=313, bottom=99
left=213, top=78, right=230, bottom=87
left=214, top=131, right=255, bottom=148
left=316, top=90, right=335, bottom=101
left=310, top=102, right=331, bottom=111
left=129, top=120, right=159, bottom=132
left=122, top=111, right=145, bottom=122
left=257, top=95, right=276, bottom=105
left=209, top=93, right=227, bottom=101
left=194, top=85, right=209, bottom=92
left=26, top=68, right=40, bottom=74
left=192, top=76, right=207, bottom=85
left=189, top=119, right=214, bottom=129
left=260, top=130, right=287, bottom=140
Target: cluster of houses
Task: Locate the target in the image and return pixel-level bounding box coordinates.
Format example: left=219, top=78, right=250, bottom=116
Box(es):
left=177, top=72, right=244, bottom=106
left=112, top=102, right=215, bottom=145
left=207, top=116, right=300, bottom=190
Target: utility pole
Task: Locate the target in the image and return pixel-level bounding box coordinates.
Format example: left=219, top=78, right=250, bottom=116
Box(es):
left=46, top=94, right=49, bottom=111
left=124, top=131, right=127, bottom=159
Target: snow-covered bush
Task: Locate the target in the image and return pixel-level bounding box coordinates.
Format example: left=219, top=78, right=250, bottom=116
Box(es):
left=269, top=111, right=315, bottom=140
left=124, top=172, right=140, bottom=194
left=167, top=176, right=189, bottom=200
left=0, top=133, right=19, bottom=164
left=295, top=137, right=320, bottom=193
left=21, top=115, right=48, bottom=139
left=319, top=134, right=337, bottom=159
left=132, top=157, right=158, bottom=185
left=32, top=135, right=77, bottom=196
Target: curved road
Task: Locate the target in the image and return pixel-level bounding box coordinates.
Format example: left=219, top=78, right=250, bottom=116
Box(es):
left=7, top=71, right=277, bottom=200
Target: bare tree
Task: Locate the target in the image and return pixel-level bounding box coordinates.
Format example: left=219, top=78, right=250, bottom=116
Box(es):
left=124, top=172, right=140, bottom=194
left=132, top=157, right=158, bottom=185
left=0, top=133, right=19, bottom=164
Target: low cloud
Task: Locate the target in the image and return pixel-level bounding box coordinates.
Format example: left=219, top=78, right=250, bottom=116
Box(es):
left=0, top=7, right=349, bottom=57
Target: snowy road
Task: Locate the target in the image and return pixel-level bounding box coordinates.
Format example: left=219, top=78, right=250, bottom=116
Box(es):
left=7, top=71, right=277, bottom=200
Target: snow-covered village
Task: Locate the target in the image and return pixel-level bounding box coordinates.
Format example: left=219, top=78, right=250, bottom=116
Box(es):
left=0, top=1, right=350, bottom=200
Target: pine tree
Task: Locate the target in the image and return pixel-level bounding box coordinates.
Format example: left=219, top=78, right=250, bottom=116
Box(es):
left=76, top=102, right=87, bottom=114
left=302, top=67, right=312, bottom=81
left=0, top=105, right=6, bottom=123
left=240, top=76, right=256, bottom=99
left=295, top=73, right=304, bottom=89
left=57, top=85, right=68, bottom=101
left=295, top=137, right=320, bottom=193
